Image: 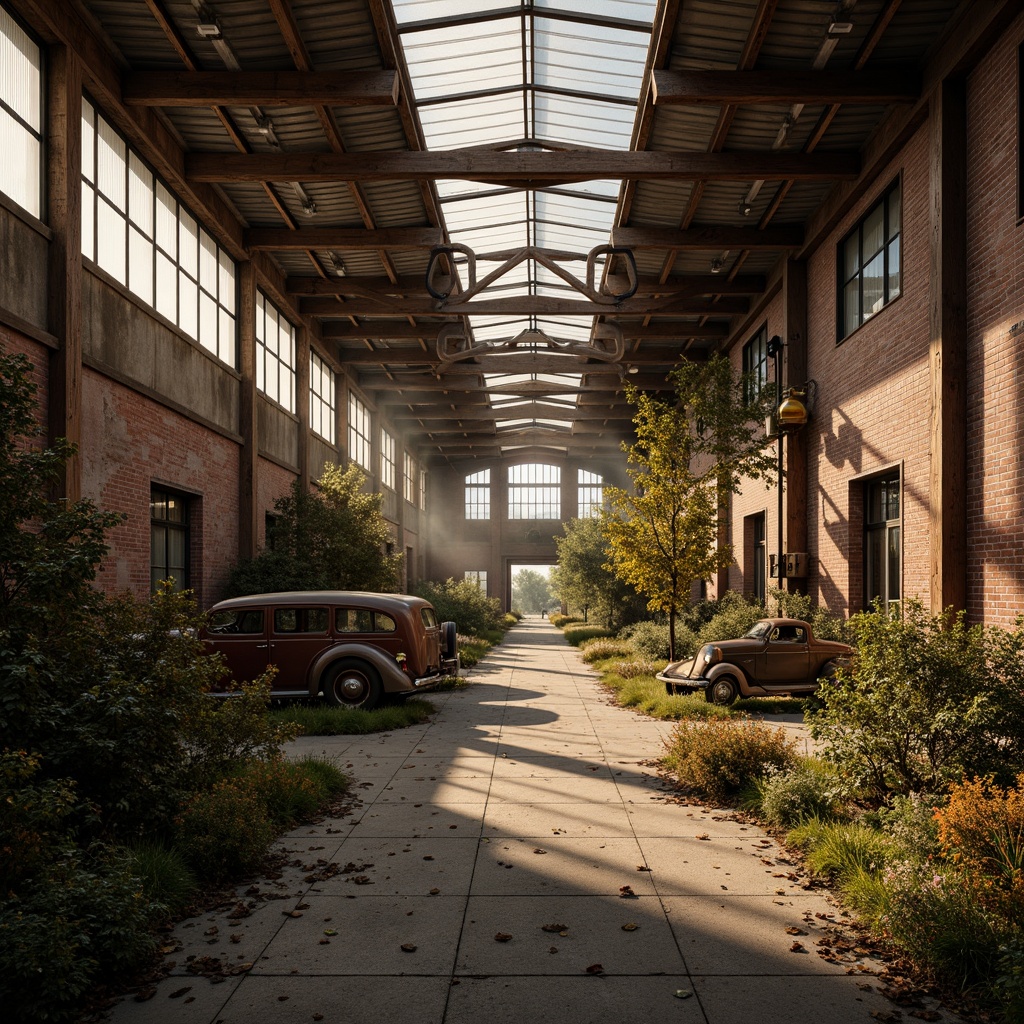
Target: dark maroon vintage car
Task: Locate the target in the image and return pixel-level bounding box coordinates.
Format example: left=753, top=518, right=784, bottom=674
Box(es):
left=656, top=617, right=852, bottom=706
left=202, top=591, right=458, bottom=710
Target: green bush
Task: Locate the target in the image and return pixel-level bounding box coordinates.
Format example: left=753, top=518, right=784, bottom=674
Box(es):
left=695, top=592, right=766, bottom=647
left=768, top=587, right=848, bottom=642
left=619, top=620, right=698, bottom=661
left=809, top=602, right=1022, bottom=797
left=788, top=818, right=893, bottom=880
left=414, top=577, right=504, bottom=636
left=579, top=638, right=635, bottom=663
left=128, top=841, right=197, bottom=918
left=996, top=939, right=1024, bottom=1023
left=549, top=613, right=582, bottom=628
left=661, top=718, right=798, bottom=803
left=564, top=625, right=614, bottom=646
left=755, top=758, right=848, bottom=827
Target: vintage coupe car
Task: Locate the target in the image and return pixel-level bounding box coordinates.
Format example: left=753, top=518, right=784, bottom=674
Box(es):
left=656, top=617, right=852, bottom=706
left=201, top=591, right=458, bottom=710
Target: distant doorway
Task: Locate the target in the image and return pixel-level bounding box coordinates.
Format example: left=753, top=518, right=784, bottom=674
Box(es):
left=508, top=563, right=555, bottom=614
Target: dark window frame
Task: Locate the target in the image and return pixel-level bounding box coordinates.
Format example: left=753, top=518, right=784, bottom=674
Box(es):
left=150, top=486, right=190, bottom=593
left=864, top=472, right=901, bottom=612
left=741, top=325, right=768, bottom=405
left=837, top=177, right=902, bottom=343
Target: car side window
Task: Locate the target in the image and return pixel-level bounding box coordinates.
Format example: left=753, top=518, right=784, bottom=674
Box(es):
left=336, top=608, right=374, bottom=633
left=420, top=608, right=437, bottom=629
left=208, top=609, right=264, bottom=634
left=274, top=608, right=328, bottom=634
left=375, top=613, right=397, bottom=633
left=771, top=625, right=806, bottom=644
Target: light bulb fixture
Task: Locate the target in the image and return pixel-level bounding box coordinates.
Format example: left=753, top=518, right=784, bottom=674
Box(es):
left=301, top=197, right=318, bottom=217
left=627, top=365, right=639, bottom=375
left=738, top=200, right=752, bottom=217
left=196, top=20, right=222, bottom=39
left=328, top=252, right=346, bottom=277
left=828, top=16, right=854, bottom=34
left=710, top=256, right=725, bottom=274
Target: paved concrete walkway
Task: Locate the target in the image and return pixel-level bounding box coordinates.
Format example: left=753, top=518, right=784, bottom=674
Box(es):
left=109, top=618, right=922, bottom=1024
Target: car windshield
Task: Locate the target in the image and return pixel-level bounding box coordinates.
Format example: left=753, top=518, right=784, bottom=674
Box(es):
left=742, top=621, right=772, bottom=639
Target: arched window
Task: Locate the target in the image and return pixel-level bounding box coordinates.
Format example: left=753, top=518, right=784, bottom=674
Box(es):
left=509, top=464, right=560, bottom=520
left=465, top=469, right=490, bottom=520
left=578, top=469, right=603, bottom=518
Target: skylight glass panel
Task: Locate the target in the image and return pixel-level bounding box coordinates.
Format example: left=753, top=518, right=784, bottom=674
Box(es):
left=393, top=0, right=513, bottom=22
left=418, top=95, right=523, bottom=148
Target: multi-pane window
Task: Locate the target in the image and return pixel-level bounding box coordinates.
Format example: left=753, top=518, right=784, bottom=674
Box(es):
left=309, top=350, right=336, bottom=443
left=742, top=326, right=768, bottom=404
left=865, top=474, right=901, bottom=611
left=0, top=7, right=42, bottom=218
left=404, top=452, right=417, bottom=505
left=749, top=512, right=766, bottom=606
left=839, top=180, right=901, bottom=341
left=509, top=463, right=560, bottom=520
left=150, top=487, right=189, bottom=593
left=465, top=570, right=487, bottom=593
left=82, top=100, right=237, bottom=364
left=381, top=429, right=396, bottom=490
left=348, top=393, right=371, bottom=471
left=578, top=469, right=603, bottom=518
left=465, top=469, right=490, bottom=520
left=419, top=468, right=427, bottom=510
left=255, top=291, right=295, bottom=413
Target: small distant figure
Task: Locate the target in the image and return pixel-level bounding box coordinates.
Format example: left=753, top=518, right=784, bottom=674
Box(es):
left=541, top=608, right=547, bottom=619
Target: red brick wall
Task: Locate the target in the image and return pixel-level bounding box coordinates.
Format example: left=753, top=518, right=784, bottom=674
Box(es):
left=1, top=327, right=50, bottom=434
left=257, top=457, right=298, bottom=549
left=80, top=368, right=241, bottom=608
left=965, top=12, right=1024, bottom=627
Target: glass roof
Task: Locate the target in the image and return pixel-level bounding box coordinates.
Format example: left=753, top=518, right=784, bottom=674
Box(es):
left=392, top=0, right=657, bottom=425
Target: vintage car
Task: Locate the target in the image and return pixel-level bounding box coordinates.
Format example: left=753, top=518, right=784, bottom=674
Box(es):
left=656, top=617, right=852, bottom=706
left=201, top=591, right=458, bottom=710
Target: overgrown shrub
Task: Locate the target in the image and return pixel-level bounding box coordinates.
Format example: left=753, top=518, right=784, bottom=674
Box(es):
left=549, top=612, right=582, bottom=628
left=809, top=602, right=1020, bottom=797
left=619, top=620, right=698, bottom=661
left=610, top=659, right=661, bottom=679
left=580, top=638, right=635, bottom=662
left=788, top=818, right=893, bottom=881
left=661, top=718, right=797, bottom=803
left=695, top=592, right=766, bottom=647
left=127, top=841, right=197, bottom=918
left=768, top=586, right=848, bottom=642
left=755, top=758, right=848, bottom=827
left=269, top=700, right=434, bottom=735
left=414, top=577, right=504, bottom=636
left=564, top=625, right=614, bottom=646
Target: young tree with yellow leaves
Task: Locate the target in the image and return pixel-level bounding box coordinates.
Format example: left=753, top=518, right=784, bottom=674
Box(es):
left=601, top=355, right=776, bottom=660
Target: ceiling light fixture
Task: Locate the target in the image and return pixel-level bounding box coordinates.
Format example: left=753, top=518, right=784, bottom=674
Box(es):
left=328, top=252, right=346, bottom=277
left=738, top=200, right=752, bottom=217
left=710, top=256, right=725, bottom=274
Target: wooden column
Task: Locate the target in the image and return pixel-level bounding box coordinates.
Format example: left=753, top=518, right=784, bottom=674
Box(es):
left=295, top=324, right=310, bottom=490
left=929, top=78, right=968, bottom=614
left=47, top=45, right=82, bottom=500
left=783, top=258, right=809, bottom=592
left=238, top=263, right=259, bottom=559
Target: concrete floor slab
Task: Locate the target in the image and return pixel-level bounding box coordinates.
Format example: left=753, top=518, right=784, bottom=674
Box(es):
left=481, top=800, right=636, bottom=839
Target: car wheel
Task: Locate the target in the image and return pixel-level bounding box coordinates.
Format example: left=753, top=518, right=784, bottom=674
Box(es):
left=441, top=620, right=457, bottom=658
left=705, top=675, right=739, bottom=706
left=323, top=659, right=383, bottom=710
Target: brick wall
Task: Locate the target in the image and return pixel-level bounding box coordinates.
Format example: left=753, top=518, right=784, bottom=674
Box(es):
left=965, top=12, right=1024, bottom=626
left=1, top=327, right=50, bottom=434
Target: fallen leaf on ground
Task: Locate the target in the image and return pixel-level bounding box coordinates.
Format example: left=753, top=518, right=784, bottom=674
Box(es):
left=429, top=888, right=441, bottom=895
left=636, top=865, right=650, bottom=871
left=494, top=933, right=513, bottom=942
left=541, top=923, right=569, bottom=933
left=619, top=885, right=638, bottom=898
left=585, top=963, right=603, bottom=974
left=790, top=941, right=807, bottom=952
left=323, top=929, right=337, bottom=936
left=401, top=943, right=417, bottom=952
left=621, top=923, right=639, bottom=932
left=696, top=834, right=710, bottom=840
left=786, top=927, right=807, bottom=935
left=533, top=848, right=546, bottom=854
left=673, top=990, right=692, bottom=999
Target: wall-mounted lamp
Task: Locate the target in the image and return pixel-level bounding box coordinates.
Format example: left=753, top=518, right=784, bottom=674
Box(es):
left=777, top=387, right=809, bottom=430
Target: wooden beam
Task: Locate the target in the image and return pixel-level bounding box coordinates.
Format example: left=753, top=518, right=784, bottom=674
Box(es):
left=245, top=227, right=443, bottom=250
left=929, top=78, right=968, bottom=614
left=393, top=406, right=633, bottom=423
left=122, top=70, right=400, bottom=107
left=354, top=371, right=671, bottom=391
left=186, top=149, right=859, bottom=185
left=323, top=322, right=443, bottom=341
left=340, top=344, right=689, bottom=365
left=652, top=69, right=920, bottom=106
left=611, top=224, right=803, bottom=250
left=303, top=295, right=748, bottom=317
left=238, top=263, right=259, bottom=561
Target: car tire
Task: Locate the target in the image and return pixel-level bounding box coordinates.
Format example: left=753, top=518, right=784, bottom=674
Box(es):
left=322, top=659, right=383, bottom=710
left=705, top=675, right=739, bottom=706
left=441, top=620, right=457, bottom=658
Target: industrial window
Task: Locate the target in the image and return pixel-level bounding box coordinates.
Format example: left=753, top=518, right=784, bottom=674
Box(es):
left=381, top=428, right=396, bottom=490
left=348, top=393, right=371, bottom=471
left=0, top=7, right=42, bottom=218
left=578, top=469, right=603, bottom=518
left=742, top=326, right=768, bottom=404
left=255, top=291, right=295, bottom=413
left=419, top=468, right=427, bottom=510
left=150, top=487, right=189, bottom=593
left=309, top=350, right=335, bottom=444
left=747, top=511, right=766, bottom=606
left=509, top=463, right=560, bottom=520
left=82, top=100, right=237, bottom=365
left=404, top=452, right=416, bottom=505
left=838, top=180, right=901, bottom=341
left=465, top=469, right=490, bottom=520
left=865, top=473, right=901, bottom=611
left=465, top=570, right=487, bottom=593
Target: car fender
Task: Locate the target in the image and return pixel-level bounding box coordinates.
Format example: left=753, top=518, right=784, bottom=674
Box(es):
left=705, top=659, right=752, bottom=694
left=309, top=643, right=412, bottom=697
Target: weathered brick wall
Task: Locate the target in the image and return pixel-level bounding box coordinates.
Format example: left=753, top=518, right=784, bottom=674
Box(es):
left=81, top=368, right=241, bottom=608
left=256, top=457, right=298, bottom=551
left=965, top=12, right=1024, bottom=626
left=1, top=327, right=50, bottom=433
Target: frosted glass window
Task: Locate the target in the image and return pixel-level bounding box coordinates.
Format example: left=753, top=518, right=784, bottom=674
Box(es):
left=128, top=153, right=153, bottom=234
left=465, top=469, right=491, bottom=520
left=0, top=8, right=42, bottom=217
left=178, top=212, right=197, bottom=276
left=310, top=350, right=336, bottom=444
left=348, top=393, right=372, bottom=471
left=256, top=290, right=296, bottom=414
left=129, top=228, right=153, bottom=304
left=156, top=253, right=176, bottom=321
left=97, top=118, right=126, bottom=209
left=81, top=181, right=95, bottom=259
left=97, top=200, right=126, bottom=284
left=509, top=464, right=560, bottom=520
left=381, top=429, right=396, bottom=490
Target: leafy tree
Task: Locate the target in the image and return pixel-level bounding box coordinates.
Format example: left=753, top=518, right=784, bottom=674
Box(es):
left=414, top=577, right=503, bottom=636
left=551, top=516, right=641, bottom=627
left=601, top=355, right=776, bottom=659
left=511, top=569, right=551, bottom=614
left=228, top=462, right=402, bottom=595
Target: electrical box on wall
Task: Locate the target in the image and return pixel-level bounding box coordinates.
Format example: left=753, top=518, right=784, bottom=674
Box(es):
left=785, top=552, right=808, bottom=577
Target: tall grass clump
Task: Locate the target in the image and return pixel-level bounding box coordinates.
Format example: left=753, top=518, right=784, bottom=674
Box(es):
left=755, top=758, right=849, bottom=827
left=661, top=718, right=797, bottom=803
left=563, top=625, right=614, bottom=646
left=269, top=699, right=434, bottom=735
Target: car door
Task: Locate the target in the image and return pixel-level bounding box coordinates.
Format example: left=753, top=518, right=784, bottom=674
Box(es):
left=205, top=607, right=271, bottom=687
left=268, top=606, right=332, bottom=693
left=758, top=624, right=810, bottom=685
